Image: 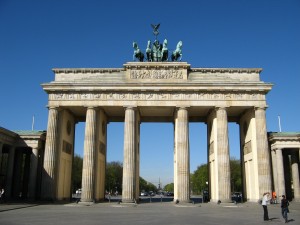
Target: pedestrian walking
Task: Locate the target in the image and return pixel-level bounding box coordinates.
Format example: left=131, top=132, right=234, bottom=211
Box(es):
left=281, top=195, right=289, bottom=223
left=262, top=192, right=271, bottom=221
left=0, top=188, right=4, bottom=203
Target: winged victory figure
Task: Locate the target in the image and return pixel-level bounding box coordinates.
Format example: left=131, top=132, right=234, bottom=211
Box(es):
left=151, top=23, right=160, bottom=37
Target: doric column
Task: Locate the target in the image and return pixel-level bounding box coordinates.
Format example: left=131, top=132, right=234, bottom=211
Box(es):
left=22, top=152, right=31, bottom=198
left=12, top=150, right=23, bottom=198
left=275, top=148, right=285, bottom=197
left=122, top=107, right=137, bottom=203
left=0, top=142, right=3, bottom=181
left=255, top=107, right=272, bottom=195
left=291, top=152, right=300, bottom=202
left=216, top=107, right=231, bottom=202
left=28, top=147, right=39, bottom=199
left=175, top=107, right=190, bottom=203
left=42, top=106, right=59, bottom=200
left=5, top=146, right=15, bottom=198
left=0, top=142, right=3, bottom=159
left=271, top=149, right=279, bottom=200
left=81, top=107, right=97, bottom=203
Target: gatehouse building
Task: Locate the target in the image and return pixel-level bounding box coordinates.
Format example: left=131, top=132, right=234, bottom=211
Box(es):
left=0, top=62, right=299, bottom=203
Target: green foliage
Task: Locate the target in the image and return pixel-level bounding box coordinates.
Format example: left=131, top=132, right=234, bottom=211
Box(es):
left=105, top=161, right=123, bottom=193
left=140, top=177, right=158, bottom=192
left=230, top=157, right=242, bottom=192
left=72, top=154, right=83, bottom=192
left=72, top=158, right=166, bottom=195
left=190, top=164, right=208, bottom=195
left=163, top=183, right=174, bottom=192
left=190, top=158, right=242, bottom=195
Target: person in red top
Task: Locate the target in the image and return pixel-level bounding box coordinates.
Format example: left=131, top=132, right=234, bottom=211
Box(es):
left=272, top=191, right=277, bottom=204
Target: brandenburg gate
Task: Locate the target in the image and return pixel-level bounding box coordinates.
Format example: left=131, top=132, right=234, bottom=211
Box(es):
left=41, top=61, right=273, bottom=203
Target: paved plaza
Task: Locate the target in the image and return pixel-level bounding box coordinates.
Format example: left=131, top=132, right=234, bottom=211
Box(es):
left=0, top=200, right=299, bottom=225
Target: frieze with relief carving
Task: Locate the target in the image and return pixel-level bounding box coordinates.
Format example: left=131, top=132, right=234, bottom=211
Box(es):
left=50, top=92, right=264, bottom=102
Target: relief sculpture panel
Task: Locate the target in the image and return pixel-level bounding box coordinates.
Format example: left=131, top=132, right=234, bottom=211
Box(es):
left=50, top=92, right=263, bottom=102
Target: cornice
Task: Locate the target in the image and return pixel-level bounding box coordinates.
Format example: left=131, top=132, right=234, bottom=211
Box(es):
left=190, top=68, right=262, bottom=74
left=52, top=68, right=124, bottom=74
left=52, top=67, right=262, bottom=74
left=123, top=62, right=190, bottom=70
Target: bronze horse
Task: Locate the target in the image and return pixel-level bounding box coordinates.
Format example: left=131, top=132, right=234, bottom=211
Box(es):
left=133, top=42, right=144, bottom=62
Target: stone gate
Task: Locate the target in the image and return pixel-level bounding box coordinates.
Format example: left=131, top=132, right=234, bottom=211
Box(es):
left=41, top=62, right=273, bottom=203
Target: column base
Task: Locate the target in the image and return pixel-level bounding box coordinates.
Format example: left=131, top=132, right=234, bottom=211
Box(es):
left=78, top=200, right=95, bottom=206
left=121, top=198, right=137, bottom=204
left=210, top=198, right=232, bottom=204
left=293, top=198, right=300, bottom=203
left=174, top=199, right=191, bottom=204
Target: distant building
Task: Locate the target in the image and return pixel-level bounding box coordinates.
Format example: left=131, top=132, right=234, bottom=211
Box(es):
left=0, top=127, right=46, bottom=200
left=268, top=132, right=300, bottom=201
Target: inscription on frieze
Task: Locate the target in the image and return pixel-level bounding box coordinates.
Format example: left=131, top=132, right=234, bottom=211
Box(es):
left=130, top=69, right=183, bottom=79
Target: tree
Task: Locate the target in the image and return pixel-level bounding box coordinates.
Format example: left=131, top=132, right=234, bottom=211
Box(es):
left=190, top=164, right=208, bottom=195
left=140, top=177, right=158, bottom=192
left=164, top=183, right=174, bottom=192
left=191, top=158, right=242, bottom=195
left=105, top=161, right=123, bottom=193
left=230, top=157, right=242, bottom=192
left=72, top=154, right=83, bottom=193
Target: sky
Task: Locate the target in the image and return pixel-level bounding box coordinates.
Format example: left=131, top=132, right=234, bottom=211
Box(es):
left=0, top=0, right=299, bottom=187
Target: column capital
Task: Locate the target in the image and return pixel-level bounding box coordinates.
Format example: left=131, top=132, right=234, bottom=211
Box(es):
left=215, top=106, right=228, bottom=110
left=176, top=106, right=190, bottom=111
left=123, top=105, right=137, bottom=110
left=85, top=106, right=98, bottom=110
left=214, top=106, right=229, bottom=114
left=254, top=106, right=268, bottom=111
left=47, top=106, right=59, bottom=110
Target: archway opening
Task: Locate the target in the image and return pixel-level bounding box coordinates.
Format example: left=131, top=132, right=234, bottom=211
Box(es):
left=228, top=123, right=242, bottom=202
left=140, top=122, right=174, bottom=202
left=189, top=122, right=208, bottom=203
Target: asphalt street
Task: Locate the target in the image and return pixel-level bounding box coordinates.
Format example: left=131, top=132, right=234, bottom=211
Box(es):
left=0, top=200, right=299, bottom=225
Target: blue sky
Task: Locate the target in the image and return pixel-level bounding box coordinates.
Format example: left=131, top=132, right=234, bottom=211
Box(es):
left=0, top=0, right=299, bottom=187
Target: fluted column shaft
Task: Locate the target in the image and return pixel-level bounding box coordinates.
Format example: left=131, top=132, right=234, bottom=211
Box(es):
left=255, top=107, right=272, bottom=195
left=28, top=147, right=39, bottom=199
left=271, top=150, right=279, bottom=200
left=216, top=107, right=231, bottom=202
left=5, top=146, right=15, bottom=198
left=42, top=107, right=59, bottom=200
left=175, top=107, right=190, bottom=203
left=81, top=107, right=97, bottom=203
left=122, top=107, right=136, bottom=203
left=291, top=152, right=300, bottom=202
left=0, top=142, right=3, bottom=159
left=275, top=148, right=285, bottom=197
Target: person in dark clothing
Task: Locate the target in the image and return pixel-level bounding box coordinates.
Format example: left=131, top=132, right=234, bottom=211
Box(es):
left=281, top=195, right=289, bottom=223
